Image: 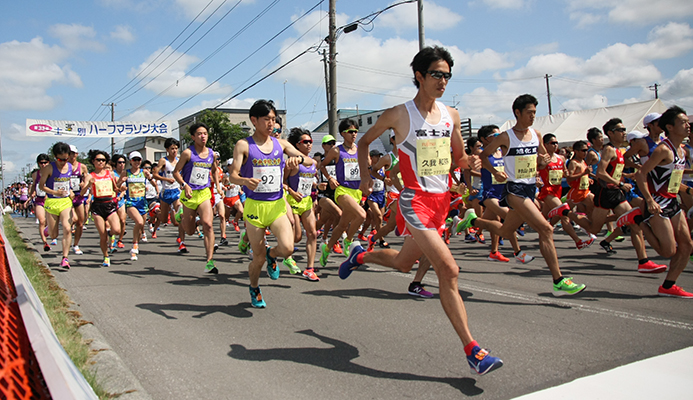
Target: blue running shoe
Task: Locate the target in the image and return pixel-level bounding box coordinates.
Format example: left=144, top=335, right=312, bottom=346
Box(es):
left=249, top=286, right=266, bottom=308
left=339, top=242, right=365, bottom=279
left=516, top=225, right=525, bottom=237
left=467, top=346, right=503, bottom=376
left=266, top=247, right=279, bottom=280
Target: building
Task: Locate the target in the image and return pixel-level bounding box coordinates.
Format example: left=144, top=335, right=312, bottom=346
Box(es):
left=121, top=136, right=168, bottom=162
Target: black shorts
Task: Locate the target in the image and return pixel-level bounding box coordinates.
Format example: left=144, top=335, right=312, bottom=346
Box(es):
left=593, top=185, right=626, bottom=210
left=643, top=196, right=681, bottom=221
left=91, top=200, right=118, bottom=220
left=500, top=182, right=537, bottom=208
left=318, top=187, right=336, bottom=203
left=147, top=198, right=160, bottom=210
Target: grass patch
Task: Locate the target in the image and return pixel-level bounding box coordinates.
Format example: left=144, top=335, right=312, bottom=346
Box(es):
left=3, top=216, right=113, bottom=399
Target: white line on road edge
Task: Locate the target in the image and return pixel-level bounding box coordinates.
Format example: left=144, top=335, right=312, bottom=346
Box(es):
left=376, top=268, right=693, bottom=331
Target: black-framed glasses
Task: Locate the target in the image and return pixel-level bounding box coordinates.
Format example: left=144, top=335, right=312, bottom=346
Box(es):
left=342, top=129, right=358, bottom=134
left=427, top=70, right=452, bottom=80
left=94, top=158, right=107, bottom=162
left=300, top=139, right=313, bottom=145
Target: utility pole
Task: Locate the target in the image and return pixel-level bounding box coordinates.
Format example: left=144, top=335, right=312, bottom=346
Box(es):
left=417, top=0, right=425, bottom=50
left=103, top=103, right=116, bottom=155
left=328, top=0, right=338, bottom=136
left=648, top=83, right=659, bottom=99
left=545, top=74, right=553, bottom=115
left=322, top=50, right=330, bottom=128
left=283, top=80, right=288, bottom=130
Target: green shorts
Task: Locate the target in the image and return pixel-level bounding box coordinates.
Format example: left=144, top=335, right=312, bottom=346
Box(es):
left=244, top=198, right=287, bottom=229
left=287, top=194, right=313, bottom=216
left=335, top=186, right=362, bottom=207
left=44, top=197, right=72, bottom=216
left=180, top=188, right=212, bottom=211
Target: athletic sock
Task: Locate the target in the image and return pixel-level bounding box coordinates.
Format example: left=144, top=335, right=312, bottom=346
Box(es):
left=562, top=208, right=570, bottom=217
left=662, top=280, right=675, bottom=289
left=356, top=252, right=365, bottom=264
left=553, top=276, right=564, bottom=285
left=634, top=215, right=644, bottom=225
left=464, top=340, right=480, bottom=356
left=470, top=218, right=477, bottom=227
left=638, top=258, right=649, bottom=265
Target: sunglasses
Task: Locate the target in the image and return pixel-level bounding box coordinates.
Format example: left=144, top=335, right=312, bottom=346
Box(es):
left=323, top=141, right=336, bottom=145
left=94, top=158, right=107, bottom=162
left=300, top=139, right=313, bottom=145
left=143, top=167, right=151, bottom=170
left=117, top=161, right=126, bottom=164
left=38, top=161, right=49, bottom=165
left=272, top=128, right=282, bottom=134
left=342, top=129, right=358, bottom=134
left=577, top=148, right=588, bottom=152
left=548, top=142, right=559, bottom=145
left=56, top=157, right=68, bottom=162
left=131, top=158, right=142, bottom=162
left=427, top=70, right=452, bottom=80
left=611, top=127, right=626, bottom=133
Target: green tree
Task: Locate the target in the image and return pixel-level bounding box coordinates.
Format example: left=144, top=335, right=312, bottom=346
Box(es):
left=180, top=110, right=249, bottom=163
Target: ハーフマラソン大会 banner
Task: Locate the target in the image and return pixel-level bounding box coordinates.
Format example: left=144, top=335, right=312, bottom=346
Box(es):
left=25, top=119, right=174, bottom=137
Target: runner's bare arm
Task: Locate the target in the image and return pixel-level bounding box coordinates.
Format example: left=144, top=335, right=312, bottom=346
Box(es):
left=358, top=105, right=408, bottom=193
left=635, top=144, right=671, bottom=214
left=38, top=164, right=54, bottom=196
left=320, top=146, right=341, bottom=188
left=596, top=146, right=620, bottom=187
left=80, top=174, right=92, bottom=197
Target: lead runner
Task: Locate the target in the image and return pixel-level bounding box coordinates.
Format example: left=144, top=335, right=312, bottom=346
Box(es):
left=339, top=46, right=503, bottom=375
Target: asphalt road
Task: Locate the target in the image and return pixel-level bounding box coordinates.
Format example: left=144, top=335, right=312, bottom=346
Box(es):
left=12, top=215, right=693, bottom=399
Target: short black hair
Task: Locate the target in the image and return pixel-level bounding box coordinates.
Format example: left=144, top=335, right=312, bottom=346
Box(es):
left=658, top=105, right=688, bottom=137
left=189, top=122, right=208, bottom=136
left=603, top=118, right=622, bottom=136
left=88, top=149, right=110, bottom=164
left=573, top=140, right=588, bottom=151
left=512, top=94, right=538, bottom=116
left=288, top=127, right=311, bottom=148
left=142, top=160, right=152, bottom=168
left=111, top=154, right=125, bottom=166
left=477, top=124, right=500, bottom=140
left=339, top=118, right=358, bottom=133
left=542, top=133, right=556, bottom=144
left=52, top=142, right=70, bottom=157
left=275, top=115, right=283, bottom=128
left=164, top=137, right=180, bottom=149
left=410, top=46, right=454, bottom=89
left=586, top=127, right=602, bottom=143
left=249, top=99, right=276, bottom=119
left=36, top=153, right=50, bottom=164
left=466, top=137, right=480, bottom=154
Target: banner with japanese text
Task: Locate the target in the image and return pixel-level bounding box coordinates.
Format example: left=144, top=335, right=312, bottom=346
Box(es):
left=25, top=119, right=174, bottom=137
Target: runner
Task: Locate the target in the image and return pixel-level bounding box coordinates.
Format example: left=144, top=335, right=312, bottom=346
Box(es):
left=366, top=133, right=400, bottom=252
left=630, top=106, right=693, bottom=297
left=458, top=94, right=587, bottom=296
left=285, top=127, right=319, bottom=281
left=314, top=135, right=343, bottom=255
left=38, top=142, right=74, bottom=269
left=81, top=150, right=121, bottom=267
left=339, top=46, right=503, bottom=375
left=111, top=154, right=128, bottom=251
left=222, top=159, right=244, bottom=237
left=27, top=154, right=51, bottom=251
left=152, top=138, right=186, bottom=252
left=142, top=160, right=159, bottom=241
left=228, top=99, right=316, bottom=307
left=565, top=140, right=595, bottom=216
left=173, top=123, right=224, bottom=273
left=358, top=150, right=386, bottom=243
left=68, top=145, right=89, bottom=256
left=116, top=151, right=152, bottom=261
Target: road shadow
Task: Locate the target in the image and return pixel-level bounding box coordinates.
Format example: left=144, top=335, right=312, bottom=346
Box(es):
left=303, top=288, right=425, bottom=301
left=228, top=329, right=484, bottom=395
left=137, top=302, right=254, bottom=319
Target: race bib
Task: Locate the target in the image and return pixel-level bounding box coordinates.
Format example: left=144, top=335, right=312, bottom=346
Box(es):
left=325, top=165, right=336, bottom=179
left=70, top=176, right=81, bottom=191
left=36, top=184, right=46, bottom=197
left=491, top=166, right=504, bottom=185
left=416, top=137, right=451, bottom=177
left=515, top=155, right=537, bottom=180
left=548, top=169, right=563, bottom=186
left=344, top=162, right=360, bottom=181
left=612, top=163, right=624, bottom=181
left=668, top=165, right=684, bottom=194
left=298, top=177, right=313, bottom=197
left=128, top=182, right=145, bottom=198
left=253, top=166, right=281, bottom=193
left=372, top=179, right=384, bottom=192
left=94, top=179, right=114, bottom=198
left=190, top=166, right=210, bottom=186
left=225, top=185, right=239, bottom=198
left=579, top=175, right=590, bottom=190
left=53, top=180, right=70, bottom=197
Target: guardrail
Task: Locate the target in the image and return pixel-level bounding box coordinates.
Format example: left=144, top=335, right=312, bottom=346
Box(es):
left=0, top=214, right=97, bottom=399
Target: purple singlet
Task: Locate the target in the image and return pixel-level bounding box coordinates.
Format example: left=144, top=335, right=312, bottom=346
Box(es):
left=289, top=163, right=316, bottom=197
left=241, top=137, right=285, bottom=201
left=181, top=145, right=214, bottom=191
left=335, top=144, right=360, bottom=189
left=46, top=161, right=73, bottom=199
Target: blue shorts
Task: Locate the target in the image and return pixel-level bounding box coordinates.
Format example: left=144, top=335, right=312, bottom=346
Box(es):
left=500, top=182, right=537, bottom=209
left=118, top=197, right=125, bottom=209
left=368, top=191, right=386, bottom=209
left=160, top=188, right=181, bottom=205
left=468, top=189, right=483, bottom=202
left=125, top=198, right=148, bottom=215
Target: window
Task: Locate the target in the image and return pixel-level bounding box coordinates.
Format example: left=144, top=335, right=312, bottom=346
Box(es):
left=358, top=118, right=363, bottom=127
left=154, top=151, right=166, bottom=161
left=367, top=116, right=372, bottom=125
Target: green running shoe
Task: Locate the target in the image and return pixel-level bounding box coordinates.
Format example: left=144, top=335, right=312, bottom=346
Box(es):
left=238, top=231, right=249, bottom=254
left=205, top=259, right=218, bottom=274
left=456, top=209, right=478, bottom=233
left=553, top=277, right=586, bottom=297
left=319, top=243, right=330, bottom=267
left=283, top=257, right=301, bottom=274
left=174, top=207, right=184, bottom=223
left=343, top=239, right=353, bottom=258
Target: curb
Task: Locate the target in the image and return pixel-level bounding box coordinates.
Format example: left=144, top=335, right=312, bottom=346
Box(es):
left=15, top=224, right=152, bottom=400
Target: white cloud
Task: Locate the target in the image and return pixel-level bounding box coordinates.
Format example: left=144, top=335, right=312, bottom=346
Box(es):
left=658, top=68, right=693, bottom=107
left=129, top=46, right=232, bottom=97
left=566, top=0, right=693, bottom=24
left=569, top=11, right=603, bottom=28
left=481, top=0, right=528, bottom=9
left=173, top=0, right=253, bottom=19
left=48, top=23, right=105, bottom=52
left=377, top=1, right=463, bottom=33
left=0, top=37, right=82, bottom=111
left=1, top=160, right=17, bottom=174
left=111, top=25, right=136, bottom=43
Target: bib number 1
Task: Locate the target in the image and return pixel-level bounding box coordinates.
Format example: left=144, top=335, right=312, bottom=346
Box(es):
left=416, top=137, right=450, bottom=177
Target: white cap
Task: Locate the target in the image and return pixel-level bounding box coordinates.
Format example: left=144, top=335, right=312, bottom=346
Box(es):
left=643, top=113, right=662, bottom=127
left=128, top=151, right=143, bottom=160
left=626, top=130, right=648, bottom=142
left=226, top=158, right=234, bottom=165
left=69, top=145, right=78, bottom=153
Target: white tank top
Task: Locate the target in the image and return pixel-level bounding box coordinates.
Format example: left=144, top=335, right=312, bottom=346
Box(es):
left=161, top=156, right=180, bottom=190
left=503, top=128, right=539, bottom=184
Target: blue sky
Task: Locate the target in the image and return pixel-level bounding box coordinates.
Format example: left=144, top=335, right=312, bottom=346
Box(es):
left=1, top=0, right=692, bottom=182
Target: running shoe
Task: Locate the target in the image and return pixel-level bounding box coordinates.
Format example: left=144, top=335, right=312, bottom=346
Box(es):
left=516, top=226, right=525, bottom=237
left=130, top=251, right=138, bottom=261
left=638, top=260, right=667, bottom=274
left=467, top=346, right=503, bottom=376
left=178, top=243, right=188, bottom=253
left=213, top=243, right=219, bottom=253
left=552, top=277, right=586, bottom=296
left=43, top=227, right=49, bottom=237
left=616, top=207, right=642, bottom=228
left=238, top=231, right=249, bottom=254
left=339, top=242, right=365, bottom=279
left=102, top=257, right=110, bottom=267
left=600, top=240, right=617, bottom=255
left=576, top=235, right=595, bottom=250
left=302, top=268, right=320, bottom=281
left=72, top=245, right=83, bottom=255
left=174, top=207, right=183, bottom=223
left=408, top=283, right=433, bottom=298
left=266, top=247, right=279, bottom=280
left=205, top=259, right=219, bottom=274
left=141, top=233, right=148, bottom=243
left=499, top=238, right=504, bottom=246
left=456, top=209, right=478, bottom=233
left=198, top=230, right=204, bottom=238
left=452, top=215, right=461, bottom=233
left=379, top=240, right=390, bottom=248
left=476, top=232, right=486, bottom=244
left=333, top=242, right=343, bottom=254
left=151, top=232, right=157, bottom=239
left=51, top=239, right=58, bottom=246
left=657, top=285, right=693, bottom=298
left=283, top=257, right=301, bottom=274
left=220, top=237, right=228, bottom=246
left=514, top=251, right=534, bottom=264
left=547, top=203, right=569, bottom=219
left=117, top=240, right=125, bottom=249
left=265, top=229, right=271, bottom=236
left=358, top=234, right=368, bottom=241
left=131, top=245, right=139, bottom=254
left=60, top=257, right=70, bottom=269
left=343, top=239, right=353, bottom=258
left=43, top=243, right=50, bottom=252
left=367, top=234, right=377, bottom=252
left=249, top=286, right=266, bottom=308
left=319, top=243, right=330, bottom=267
left=233, top=221, right=240, bottom=232
left=177, top=237, right=182, bottom=244
left=464, top=234, right=477, bottom=243
left=488, top=252, right=509, bottom=262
